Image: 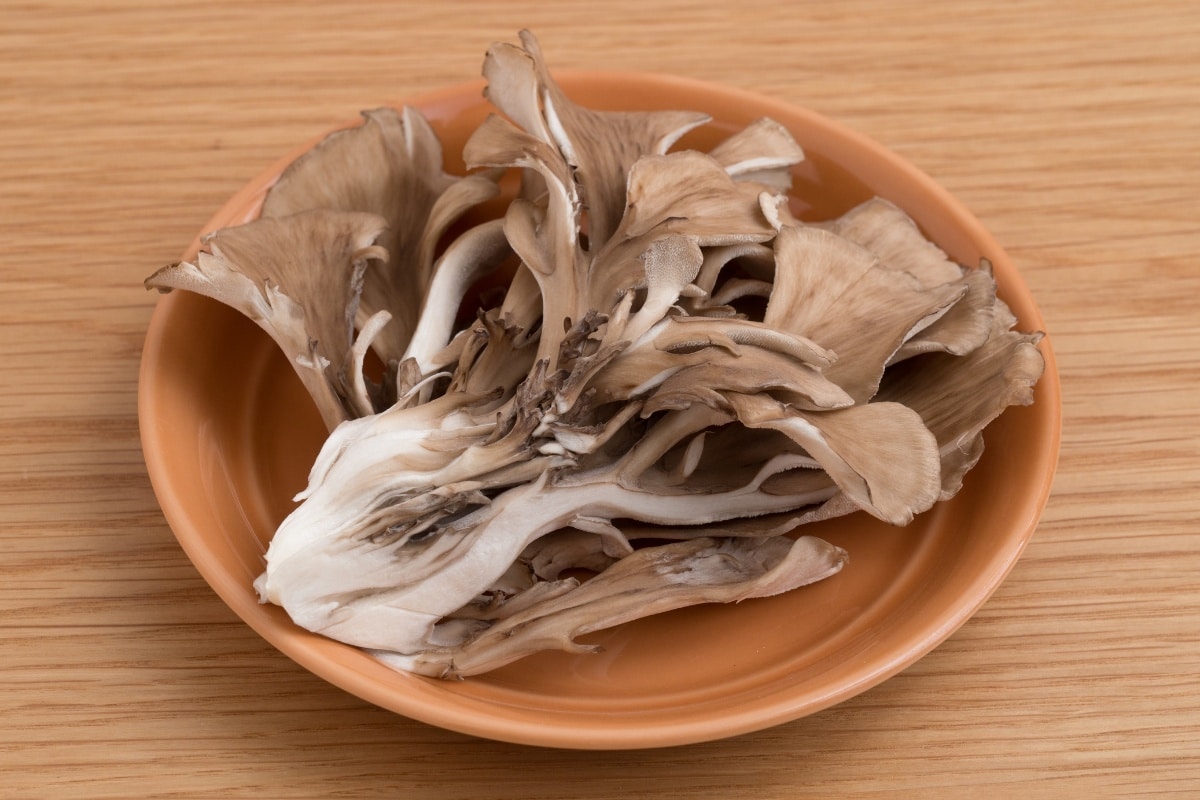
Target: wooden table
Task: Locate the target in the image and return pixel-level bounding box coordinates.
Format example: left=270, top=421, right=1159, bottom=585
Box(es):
left=3, top=2, right=1197, bottom=796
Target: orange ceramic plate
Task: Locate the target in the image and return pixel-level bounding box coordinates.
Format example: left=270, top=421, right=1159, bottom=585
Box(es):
left=138, top=73, right=1061, bottom=749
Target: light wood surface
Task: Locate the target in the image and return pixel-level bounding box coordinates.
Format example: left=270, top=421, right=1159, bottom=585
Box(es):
left=3, top=1, right=1198, bottom=796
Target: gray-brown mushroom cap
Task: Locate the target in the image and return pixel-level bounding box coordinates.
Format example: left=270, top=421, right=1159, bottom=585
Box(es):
left=145, top=209, right=389, bottom=430
left=261, top=106, right=506, bottom=394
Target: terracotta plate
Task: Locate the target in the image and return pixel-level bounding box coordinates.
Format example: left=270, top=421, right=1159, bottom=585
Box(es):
left=138, top=73, right=1061, bottom=749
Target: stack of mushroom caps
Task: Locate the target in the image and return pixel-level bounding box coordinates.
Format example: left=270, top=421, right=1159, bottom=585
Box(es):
left=146, top=31, right=1044, bottom=678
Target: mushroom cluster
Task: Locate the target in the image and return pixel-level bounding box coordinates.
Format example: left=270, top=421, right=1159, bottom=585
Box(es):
left=146, top=32, right=1044, bottom=678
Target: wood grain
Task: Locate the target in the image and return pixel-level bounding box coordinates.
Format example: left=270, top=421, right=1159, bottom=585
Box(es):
left=2, top=1, right=1198, bottom=796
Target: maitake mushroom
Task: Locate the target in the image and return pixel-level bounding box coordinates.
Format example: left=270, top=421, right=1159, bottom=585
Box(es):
left=146, top=31, right=1044, bottom=678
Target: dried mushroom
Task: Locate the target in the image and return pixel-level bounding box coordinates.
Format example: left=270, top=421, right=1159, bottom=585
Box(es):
left=146, top=30, right=1044, bottom=678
